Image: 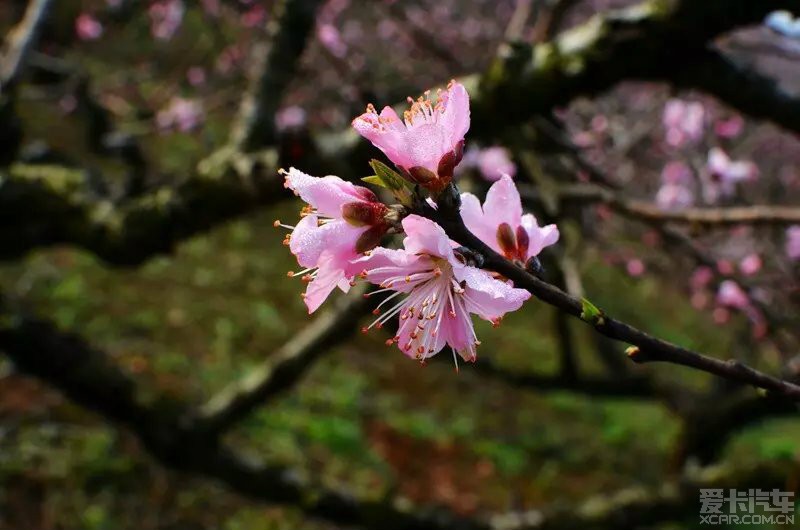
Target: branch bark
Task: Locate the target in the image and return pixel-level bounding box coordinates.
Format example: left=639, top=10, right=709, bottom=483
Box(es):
left=421, top=186, right=800, bottom=402
left=523, top=183, right=800, bottom=227
left=470, top=0, right=800, bottom=140
left=0, top=0, right=53, bottom=90
left=230, top=0, right=324, bottom=151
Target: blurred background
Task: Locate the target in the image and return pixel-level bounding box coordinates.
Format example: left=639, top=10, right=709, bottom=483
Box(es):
left=1, top=1, right=799, bottom=529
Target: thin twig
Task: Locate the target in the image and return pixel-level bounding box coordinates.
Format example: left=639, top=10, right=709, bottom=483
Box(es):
left=523, top=183, right=800, bottom=227
left=423, top=186, right=800, bottom=402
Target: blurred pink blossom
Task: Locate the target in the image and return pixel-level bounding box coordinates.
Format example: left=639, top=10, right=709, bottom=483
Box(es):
left=149, top=0, right=185, bottom=41
left=717, top=259, right=735, bottom=276
left=241, top=5, right=266, bottom=27
left=75, top=13, right=103, bottom=41
left=59, top=94, right=78, bottom=114
left=739, top=253, right=762, bottom=276
left=656, top=184, right=694, bottom=210
left=704, top=147, right=758, bottom=202
left=713, top=307, right=731, bottom=324
left=661, top=161, right=692, bottom=184
left=201, top=0, right=220, bottom=16
left=275, top=106, right=307, bottom=132
left=663, top=99, right=705, bottom=147
left=786, top=225, right=800, bottom=260
left=626, top=259, right=646, bottom=277
left=216, top=45, right=244, bottom=74
left=317, top=24, right=347, bottom=58
left=714, top=115, right=744, bottom=138
left=717, top=280, right=749, bottom=310
left=156, top=97, right=204, bottom=132
left=186, top=67, right=206, bottom=87
left=459, top=146, right=517, bottom=182
left=690, top=266, right=714, bottom=290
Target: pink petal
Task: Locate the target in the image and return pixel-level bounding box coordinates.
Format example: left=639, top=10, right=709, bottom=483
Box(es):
left=284, top=168, right=368, bottom=218
left=401, top=215, right=457, bottom=263
left=303, top=257, right=347, bottom=313
left=456, top=266, right=530, bottom=320
left=359, top=247, right=427, bottom=293
left=520, top=214, right=559, bottom=258
left=439, top=82, right=470, bottom=149
left=459, top=192, right=497, bottom=251
left=289, top=216, right=362, bottom=269
left=482, top=175, right=523, bottom=229
left=351, top=107, right=413, bottom=168
left=438, top=305, right=477, bottom=360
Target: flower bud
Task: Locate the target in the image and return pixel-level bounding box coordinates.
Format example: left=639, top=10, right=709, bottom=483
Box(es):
left=342, top=201, right=388, bottom=227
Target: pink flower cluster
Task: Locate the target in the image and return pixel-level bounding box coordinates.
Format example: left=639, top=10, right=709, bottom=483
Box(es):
left=156, top=97, right=204, bottom=132
left=149, top=0, right=185, bottom=41
left=662, top=99, right=705, bottom=148
left=278, top=82, right=558, bottom=365
left=703, top=147, right=759, bottom=203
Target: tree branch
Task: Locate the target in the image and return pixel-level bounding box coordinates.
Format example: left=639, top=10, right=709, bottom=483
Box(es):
left=0, top=0, right=53, bottom=90
left=197, top=285, right=372, bottom=436
left=0, top=294, right=793, bottom=530
left=0, top=295, right=480, bottom=530
left=470, top=0, right=800, bottom=140
left=230, top=0, right=324, bottom=151
left=0, top=152, right=281, bottom=266
left=422, top=186, right=800, bottom=402
left=523, top=183, right=800, bottom=227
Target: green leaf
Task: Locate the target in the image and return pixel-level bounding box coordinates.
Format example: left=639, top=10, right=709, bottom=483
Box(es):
left=369, top=159, right=410, bottom=192
left=361, top=175, right=388, bottom=188
left=366, top=159, right=413, bottom=205
left=580, top=297, right=605, bottom=325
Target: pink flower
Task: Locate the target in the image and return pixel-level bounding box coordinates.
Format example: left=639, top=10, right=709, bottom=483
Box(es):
left=690, top=266, right=714, bottom=290
left=275, top=106, right=307, bottom=132
left=156, top=97, right=204, bottom=132
left=663, top=99, right=705, bottom=147
left=714, top=115, right=744, bottom=138
left=359, top=216, right=530, bottom=363
left=717, top=280, right=749, bottom=310
left=75, top=13, right=103, bottom=41
left=739, top=253, right=762, bottom=276
left=241, top=5, right=266, bottom=28
left=458, top=146, right=516, bottom=182
left=352, top=81, right=470, bottom=192
left=149, top=0, right=184, bottom=41
left=656, top=183, right=694, bottom=210
left=280, top=168, right=390, bottom=313
left=201, top=0, right=220, bottom=17
left=317, top=24, right=348, bottom=58
left=626, top=259, right=646, bottom=277
left=704, top=147, right=758, bottom=201
left=786, top=225, right=800, bottom=260
left=186, top=67, right=206, bottom=87
left=460, top=175, right=559, bottom=266
left=661, top=161, right=692, bottom=185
